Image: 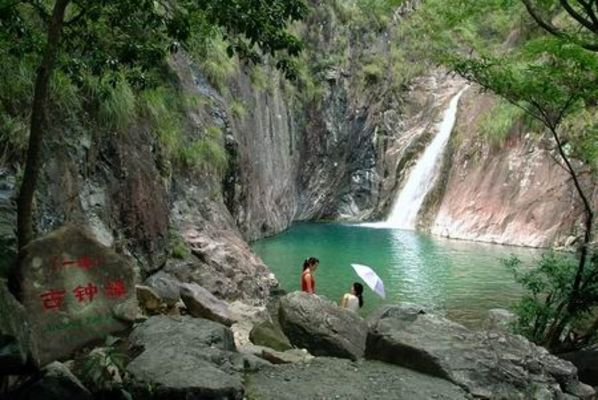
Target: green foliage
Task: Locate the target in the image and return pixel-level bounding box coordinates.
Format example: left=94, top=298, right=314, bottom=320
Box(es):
left=98, top=74, right=137, bottom=132
left=230, top=99, right=248, bottom=121
left=359, top=56, right=386, bottom=87
left=179, top=125, right=228, bottom=174
left=249, top=64, right=271, bottom=92
left=505, top=253, right=598, bottom=348
left=139, top=86, right=184, bottom=159
left=169, top=230, right=189, bottom=259
left=331, top=0, right=404, bottom=30
left=478, top=100, right=524, bottom=147
left=81, top=347, right=127, bottom=393
left=191, top=33, right=238, bottom=92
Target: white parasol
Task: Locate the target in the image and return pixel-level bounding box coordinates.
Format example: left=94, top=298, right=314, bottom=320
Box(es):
left=350, top=263, right=386, bottom=299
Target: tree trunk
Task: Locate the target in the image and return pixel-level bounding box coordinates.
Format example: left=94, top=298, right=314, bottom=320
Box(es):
left=16, top=0, right=70, bottom=250
left=546, top=126, right=595, bottom=350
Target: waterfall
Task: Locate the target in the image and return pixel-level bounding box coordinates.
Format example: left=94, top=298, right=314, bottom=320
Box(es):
left=385, top=88, right=466, bottom=229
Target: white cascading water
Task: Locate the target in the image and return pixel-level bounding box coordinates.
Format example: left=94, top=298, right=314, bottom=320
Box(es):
left=386, top=88, right=466, bottom=229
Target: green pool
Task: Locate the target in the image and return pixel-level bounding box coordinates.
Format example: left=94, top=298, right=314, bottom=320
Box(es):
left=251, top=223, right=542, bottom=328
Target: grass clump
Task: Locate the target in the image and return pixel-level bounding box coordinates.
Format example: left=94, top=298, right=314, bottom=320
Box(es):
left=360, top=56, right=386, bottom=86
left=97, top=73, right=137, bottom=132
left=478, top=100, right=524, bottom=148
left=230, top=99, right=248, bottom=121
left=249, top=64, right=271, bottom=93
left=169, top=230, right=190, bottom=259
left=191, top=33, right=238, bottom=92
left=179, top=125, right=228, bottom=174
left=139, top=86, right=185, bottom=160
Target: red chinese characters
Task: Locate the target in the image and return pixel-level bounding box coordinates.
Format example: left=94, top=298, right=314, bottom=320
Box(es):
left=41, top=280, right=127, bottom=310
left=104, top=280, right=127, bottom=299
left=50, top=255, right=102, bottom=271
left=73, top=283, right=98, bottom=302
left=40, top=290, right=66, bottom=311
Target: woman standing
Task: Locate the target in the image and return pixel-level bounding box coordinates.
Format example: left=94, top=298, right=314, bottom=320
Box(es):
left=340, top=282, right=364, bottom=312
left=301, top=257, right=319, bottom=294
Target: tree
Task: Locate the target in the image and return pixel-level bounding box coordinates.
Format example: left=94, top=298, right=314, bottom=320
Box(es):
left=0, top=0, right=307, bottom=251
left=520, top=0, right=598, bottom=51
left=453, top=34, right=598, bottom=351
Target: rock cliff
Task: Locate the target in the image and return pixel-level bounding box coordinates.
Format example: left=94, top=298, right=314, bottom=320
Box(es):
left=0, top=0, right=591, bottom=306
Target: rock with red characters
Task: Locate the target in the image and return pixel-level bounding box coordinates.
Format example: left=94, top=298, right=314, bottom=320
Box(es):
left=16, top=225, right=136, bottom=366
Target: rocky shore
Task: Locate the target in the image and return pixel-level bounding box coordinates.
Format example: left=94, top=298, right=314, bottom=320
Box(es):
left=2, top=272, right=596, bottom=400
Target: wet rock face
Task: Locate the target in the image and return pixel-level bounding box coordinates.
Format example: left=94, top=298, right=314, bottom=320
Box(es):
left=427, top=90, right=586, bottom=248
left=16, top=226, right=136, bottom=366
left=366, top=304, right=595, bottom=399
left=278, top=292, right=368, bottom=360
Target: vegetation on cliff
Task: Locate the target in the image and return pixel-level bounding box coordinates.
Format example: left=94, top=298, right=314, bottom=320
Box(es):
left=0, top=0, right=307, bottom=252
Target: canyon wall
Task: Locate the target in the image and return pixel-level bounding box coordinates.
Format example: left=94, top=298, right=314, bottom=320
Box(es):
left=0, top=0, right=591, bottom=303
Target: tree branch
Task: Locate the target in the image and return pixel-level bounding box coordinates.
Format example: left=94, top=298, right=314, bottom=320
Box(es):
left=576, top=0, right=598, bottom=29
left=561, top=0, right=598, bottom=33
left=520, top=0, right=598, bottom=51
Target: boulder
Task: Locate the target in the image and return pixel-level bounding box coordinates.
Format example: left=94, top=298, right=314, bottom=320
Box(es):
left=0, top=280, right=32, bottom=374
left=15, top=225, right=136, bottom=366
left=163, top=226, right=277, bottom=303
left=561, top=349, right=598, bottom=387
left=144, top=272, right=181, bottom=307
left=483, top=308, right=517, bottom=334
left=126, top=316, right=246, bottom=399
left=249, top=320, right=292, bottom=352
left=228, top=300, right=268, bottom=324
left=245, top=357, right=468, bottom=400
left=135, top=285, right=163, bottom=313
left=239, top=344, right=312, bottom=365
left=13, top=361, right=92, bottom=400
left=366, top=304, right=595, bottom=399
left=278, top=292, right=368, bottom=360
left=180, top=282, right=233, bottom=326
left=261, top=348, right=313, bottom=364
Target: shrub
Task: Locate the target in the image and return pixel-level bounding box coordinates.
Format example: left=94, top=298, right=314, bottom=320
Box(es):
left=505, top=253, right=598, bottom=350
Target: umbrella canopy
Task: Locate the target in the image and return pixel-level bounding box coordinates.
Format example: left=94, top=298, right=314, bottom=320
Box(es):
left=351, top=263, right=386, bottom=299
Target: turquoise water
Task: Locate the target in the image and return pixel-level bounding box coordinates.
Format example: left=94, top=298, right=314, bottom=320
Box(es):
left=251, top=223, right=542, bottom=328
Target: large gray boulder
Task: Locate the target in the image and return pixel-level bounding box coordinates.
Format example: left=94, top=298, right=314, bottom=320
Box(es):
left=278, top=292, right=368, bottom=360
left=144, top=272, right=181, bottom=307
left=13, top=361, right=92, bottom=400
left=179, top=282, right=233, bottom=326
left=246, top=357, right=468, bottom=400
left=483, top=308, right=517, bottom=334
left=15, top=225, right=136, bottom=366
left=249, top=320, right=292, bottom=352
left=366, top=304, right=595, bottom=399
left=126, top=316, right=247, bottom=399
